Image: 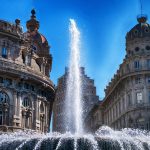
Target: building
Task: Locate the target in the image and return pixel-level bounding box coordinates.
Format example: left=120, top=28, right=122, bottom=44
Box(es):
left=0, top=9, right=55, bottom=132
left=85, top=15, right=150, bottom=132
left=84, top=101, right=103, bottom=133
left=53, top=67, right=99, bottom=132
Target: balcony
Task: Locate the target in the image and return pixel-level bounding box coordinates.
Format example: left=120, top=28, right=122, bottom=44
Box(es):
left=128, top=102, right=150, bottom=111
left=0, top=58, right=54, bottom=87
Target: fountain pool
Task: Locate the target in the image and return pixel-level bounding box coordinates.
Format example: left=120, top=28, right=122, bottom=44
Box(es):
left=0, top=126, right=150, bottom=150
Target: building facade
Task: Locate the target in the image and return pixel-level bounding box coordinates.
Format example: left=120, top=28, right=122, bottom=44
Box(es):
left=0, top=10, right=55, bottom=132
left=85, top=15, right=150, bottom=132
left=53, top=67, right=99, bottom=133
left=84, top=101, right=103, bottom=133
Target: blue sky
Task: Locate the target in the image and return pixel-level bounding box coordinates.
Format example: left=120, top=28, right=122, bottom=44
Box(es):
left=1, top=0, right=150, bottom=98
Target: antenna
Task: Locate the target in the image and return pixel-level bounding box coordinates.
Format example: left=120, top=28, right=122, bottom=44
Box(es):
left=137, top=0, right=147, bottom=23
left=140, top=0, right=143, bottom=15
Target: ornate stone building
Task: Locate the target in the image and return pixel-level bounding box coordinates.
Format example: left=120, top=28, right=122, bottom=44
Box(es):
left=0, top=10, right=55, bottom=132
left=85, top=15, right=150, bottom=132
left=53, top=67, right=99, bottom=132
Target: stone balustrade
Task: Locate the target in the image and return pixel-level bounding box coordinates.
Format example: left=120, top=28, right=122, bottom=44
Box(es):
left=0, top=58, right=54, bottom=87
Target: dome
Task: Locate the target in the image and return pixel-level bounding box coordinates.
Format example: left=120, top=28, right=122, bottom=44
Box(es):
left=126, top=15, right=150, bottom=40
left=25, top=9, right=49, bottom=47
left=31, top=32, right=47, bottom=44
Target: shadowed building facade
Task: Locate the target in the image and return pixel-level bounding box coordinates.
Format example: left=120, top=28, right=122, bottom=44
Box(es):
left=53, top=67, right=99, bottom=133
left=0, top=10, right=55, bottom=132
left=85, top=15, right=150, bottom=132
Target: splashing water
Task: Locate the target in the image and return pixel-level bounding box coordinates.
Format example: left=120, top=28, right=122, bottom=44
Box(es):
left=64, top=19, right=83, bottom=134
left=0, top=127, right=150, bottom=149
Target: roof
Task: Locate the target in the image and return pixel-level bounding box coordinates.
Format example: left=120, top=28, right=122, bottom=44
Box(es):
left=126, top=15, right=150, bottom=40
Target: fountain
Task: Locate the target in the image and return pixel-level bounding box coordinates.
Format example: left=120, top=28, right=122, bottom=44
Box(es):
left=64, top=19, right=83, bottom=134
left=0, top=19, right=150, bottom=150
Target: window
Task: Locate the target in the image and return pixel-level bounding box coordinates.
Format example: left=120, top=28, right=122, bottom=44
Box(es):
left=128, top=50, right=131, bottom=55
left=0, top=91, right=9, bottom=103
left=135, top=77, right=141, bottom=84
left=17, top=82, right=22, bottom=88
left=22, top=53, right=25, bottom=64
left=149, top=91, right=150, bottom=103
left=31, top=45, right=37, bottom=53
left=145, top=28, right=149, bottom=33
left=135, top=47, right=140, bottom=52
left=134, top=30, right=138, bottom=35
left=31, top=85, right=34, bottom=91
left=4, top=78, right=12, bottom=86
left=148, top=77, right=150, bottom=83
left=0, top=77, right=3, bottom=83
left=2, top=47, right=7, bottom=58
left=11, top=48, right=15, bottom=57
left=147, top=59, right=150, bottom=69
left=126, top=64, right=130, bottom=72
left=136, top=92, right=143, bottom=104
left=22, top=97, right=31, bottom=108
left=24, top=83, right=29, bottom=89
left=134, top=61, right=140, bottom=69
left=40, top=103, right=44, bottom=113
left=146, top=46, right=150, bottom=50
left=128, top=94, right=132, bottom=105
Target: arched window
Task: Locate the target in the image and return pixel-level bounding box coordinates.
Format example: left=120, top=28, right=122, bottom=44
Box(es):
left=40, top=103, right=44, bottom=113
left=22, top=53, right=25, bottom=64
left=22, top=97, right=31, bottom=108
left=146, top=45, right=150, bottom=50
left=2, top=47, right=7, bottom=58
left=0, top=91, right=9, bottom=125
left=0, top=91, right=9, bottom=103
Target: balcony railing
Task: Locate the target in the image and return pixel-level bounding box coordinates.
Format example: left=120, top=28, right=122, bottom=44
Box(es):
left=0, top=58, right=54, bottom=87
left=128, top=102, right=150, bottom=110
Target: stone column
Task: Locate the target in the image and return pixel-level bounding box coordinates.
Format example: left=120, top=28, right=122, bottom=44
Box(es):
left=13, top=91, right=18, bottom=123
left=17, top=92, right=21, bottom=117
left=40, top=63, right=43, bottom=73
left=41, top=63, right=46, bottom=75
left=25, top=55, right=28, bottom=65
left=124, top=94, right=127, bottom=111
left=13, top=91, right=17, bottom=116
left=43, top=63, right=46, bottom=75
left=143, top=84, right=147, bottom=104
left=7, top=47, right=11, bottom=59
left=37, top=100, right=40, bottom=120
left=0, top=43, right=2, bottom=58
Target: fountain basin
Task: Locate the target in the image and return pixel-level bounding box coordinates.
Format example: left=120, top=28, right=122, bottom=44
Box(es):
left=0, top=126, right=150, bottom=150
